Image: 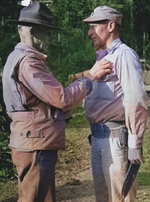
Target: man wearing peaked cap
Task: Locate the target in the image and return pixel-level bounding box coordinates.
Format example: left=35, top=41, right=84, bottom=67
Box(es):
left=83, top=6, right=123, bottom=25
left=2, top=2, right=113, bottom=202
left=81, top=5, right=148, bottom=202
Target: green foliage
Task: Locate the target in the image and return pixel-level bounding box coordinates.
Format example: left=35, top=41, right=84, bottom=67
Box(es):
left=131, top=0, right=150, bottom=58
left=47, top=27, right=96, bottom=85
left=0, top=76, right=11, bottom=133
left=66, top=103, right=89, bottom=129
left=0, top=132, right=16, bottom=182
left=137, top=114, right=150, bottom=187
left=53, top=0, right=94, bottom=31
left=0, top=0, right=23, bottom=66
left=0, top=0, right=22, bottom=23
left=47, top=0, right=103, bottom=84
left=0, top=75, right=15, bottom=182
left=0, top=32, right=19, bottom=66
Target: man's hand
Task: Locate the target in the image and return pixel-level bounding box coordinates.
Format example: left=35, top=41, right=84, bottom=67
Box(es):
left=88, top=58, right=113, bottom=81
left=128, top=147, right=145, bottom=164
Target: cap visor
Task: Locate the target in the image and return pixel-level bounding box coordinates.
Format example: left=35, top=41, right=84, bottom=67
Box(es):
left=83, top=16, right=108, bottom=22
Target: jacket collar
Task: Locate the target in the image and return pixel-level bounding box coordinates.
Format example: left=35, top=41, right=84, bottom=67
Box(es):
left=15, top=42, right=47, bottom=60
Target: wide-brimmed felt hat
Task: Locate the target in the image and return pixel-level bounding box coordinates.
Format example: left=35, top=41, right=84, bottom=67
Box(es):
left=83, top=6, right=123, bottom=25
left=7, top=2, right=59, bottom=29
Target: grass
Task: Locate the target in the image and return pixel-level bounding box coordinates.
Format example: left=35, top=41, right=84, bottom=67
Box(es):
left=136, top=113, right=150, bottom=201
left=0, top=104, right=150, bottom=201
left=137, top=113, right=150, bottom=186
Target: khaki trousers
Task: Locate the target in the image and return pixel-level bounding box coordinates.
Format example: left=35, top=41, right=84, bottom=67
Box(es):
left=91, top=124, right=137, bottom=202
left=11, top=148, right=57, bottom=202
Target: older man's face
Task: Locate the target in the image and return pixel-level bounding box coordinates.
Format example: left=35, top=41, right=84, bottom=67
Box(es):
left=88, top=22, right=110, bottom=51
left=32, top=26, right=52, bottom=53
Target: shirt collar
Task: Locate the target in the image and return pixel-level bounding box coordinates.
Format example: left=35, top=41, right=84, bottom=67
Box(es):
left=96, top=38, right=122, bottom=60
left=15, top=43, right=47, bottom=60
left=106, top=38, right=122, bottom=54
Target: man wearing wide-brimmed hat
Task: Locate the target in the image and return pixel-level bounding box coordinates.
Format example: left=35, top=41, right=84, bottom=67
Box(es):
left=2, top=2, right=113, bottom=202
left=82, top=5, right=149, bottom=202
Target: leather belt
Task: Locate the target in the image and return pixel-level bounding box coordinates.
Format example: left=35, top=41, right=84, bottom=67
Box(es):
left=105, top=121, right=125, bottom=128
left=91, top=121, right=125, bottom=138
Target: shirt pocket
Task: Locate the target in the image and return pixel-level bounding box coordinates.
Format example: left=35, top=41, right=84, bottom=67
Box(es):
left=93, top=80, right=114, bottom=101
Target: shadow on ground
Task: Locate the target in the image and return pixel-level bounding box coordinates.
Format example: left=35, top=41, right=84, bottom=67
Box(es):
left=56, top=179, right=95, bottom=201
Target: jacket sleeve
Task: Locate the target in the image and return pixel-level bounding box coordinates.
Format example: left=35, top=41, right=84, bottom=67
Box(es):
left=18, top=55, right=92, bottom=110
left=117, top=49, right=149, bottom=149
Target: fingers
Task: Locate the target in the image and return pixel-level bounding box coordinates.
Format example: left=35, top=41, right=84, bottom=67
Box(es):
left=99, top=58, right=114, bottom=68
left=95, top=60, right=113, bottom=78
left=91, top=59, right=113, bottom=76
left=128, top=147, right=145, bottom=164
left=130, top=159, right=141, bottom=164
left=96, top=59, right=113, bottom=69
left=89, top=59, right=113, bottom=80
left=130, top=156, right=145, bottom=164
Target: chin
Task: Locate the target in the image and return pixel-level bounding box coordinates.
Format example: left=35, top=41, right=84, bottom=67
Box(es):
left=92, top=42, right=101, bottom=51
left=94, top=46, right=101, bottom=51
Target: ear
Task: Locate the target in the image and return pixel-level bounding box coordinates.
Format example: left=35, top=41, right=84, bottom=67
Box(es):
left=107, top=21, right=115, bottom=32
left=30, top=27, right=34, bottom=36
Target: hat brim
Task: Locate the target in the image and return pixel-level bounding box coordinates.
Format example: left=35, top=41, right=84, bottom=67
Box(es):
left=7, top=19, right=60, bottom=29
left=83, top=16, right=108, bottom=23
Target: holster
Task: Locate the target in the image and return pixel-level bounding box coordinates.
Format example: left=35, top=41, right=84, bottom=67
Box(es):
left=121, top=126, right=128, bottom=148
left=121, top=126, right=129, bottom=170
left=88, top=134, right=92, bottom=145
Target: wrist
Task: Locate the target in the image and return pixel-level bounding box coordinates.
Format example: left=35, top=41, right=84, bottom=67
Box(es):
left=85, top=71, right=95, bottom=82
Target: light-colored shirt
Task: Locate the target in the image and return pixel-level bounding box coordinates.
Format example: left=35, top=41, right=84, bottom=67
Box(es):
left=85, top=38, right=149, bottom=149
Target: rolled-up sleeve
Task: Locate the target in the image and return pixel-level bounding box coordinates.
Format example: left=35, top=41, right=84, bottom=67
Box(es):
left=117, top=49, right=149, bottom=148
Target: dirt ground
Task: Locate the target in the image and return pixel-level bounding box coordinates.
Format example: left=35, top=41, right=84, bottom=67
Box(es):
left=56, top=168, right=95, bottom=202
left=55, top=129, right=150, bottom=202
left=0, top=127, right=150, bottom=202
left=1, top=167, right=150, bottom=202
left=0, top=167, right=96, bottom=202
left=56, top=167, right=150, bottom=202
left=55, top=162, right=150, bottom=202
left=55, top=133, right=96, bottom=202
